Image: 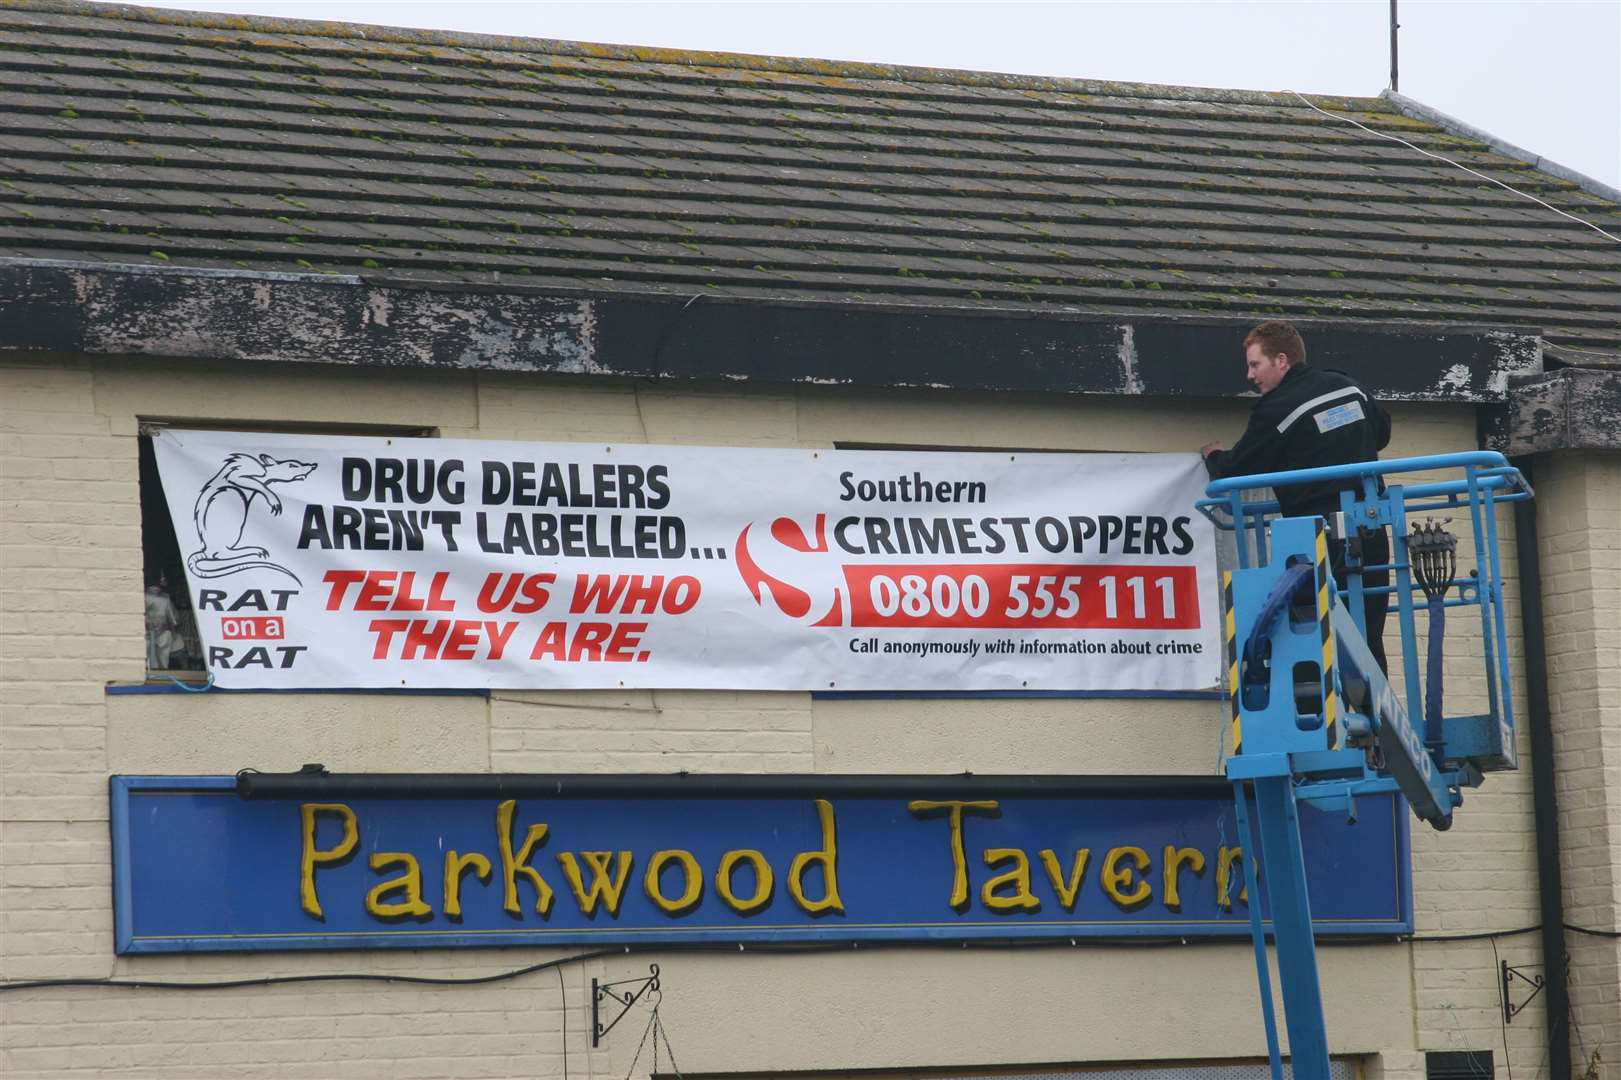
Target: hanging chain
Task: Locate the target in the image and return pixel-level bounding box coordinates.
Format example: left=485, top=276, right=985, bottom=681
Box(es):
left=655, top=1007, right=684, bottom=1079
left=622, top=1010, right=658, bottom=1080
left=620, top=985, right=683, bottom=1080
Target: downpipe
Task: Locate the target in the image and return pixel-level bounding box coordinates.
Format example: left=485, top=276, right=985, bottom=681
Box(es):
left=1512, top=455, right=1570, bottom=1075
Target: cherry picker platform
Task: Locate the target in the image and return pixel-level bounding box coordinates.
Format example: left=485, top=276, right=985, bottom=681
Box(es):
left=1198, top=451, right=1533, bottom=1080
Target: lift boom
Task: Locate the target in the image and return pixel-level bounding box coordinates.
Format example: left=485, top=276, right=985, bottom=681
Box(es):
left=1198, top=451, right=1532, bottom=1080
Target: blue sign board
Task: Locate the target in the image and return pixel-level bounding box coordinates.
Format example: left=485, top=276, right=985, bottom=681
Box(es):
left=111, top=776, right=1410, bottom=954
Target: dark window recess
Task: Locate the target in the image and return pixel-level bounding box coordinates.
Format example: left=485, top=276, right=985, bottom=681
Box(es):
left=1426, top=1051, right=1494, bottom=1080
left=136, top=422, right=435, bottom=678
left=139, top=435, right=206, bottom=673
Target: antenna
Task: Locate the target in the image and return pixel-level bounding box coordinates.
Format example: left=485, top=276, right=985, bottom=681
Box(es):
left=1389, top=0, right=1400, bottom=92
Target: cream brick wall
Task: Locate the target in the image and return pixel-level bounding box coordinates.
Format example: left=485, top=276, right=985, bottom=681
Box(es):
left=1538, top=452, right=1621, bottom=1077
left=0, top=352, right=1585, bottom=1079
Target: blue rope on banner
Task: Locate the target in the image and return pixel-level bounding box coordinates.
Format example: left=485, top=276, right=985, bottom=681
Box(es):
left=157, top=672, right=217, bottom=693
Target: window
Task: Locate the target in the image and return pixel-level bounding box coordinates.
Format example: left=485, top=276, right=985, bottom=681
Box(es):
left=1425, top=1051, right=1493, bottom=1080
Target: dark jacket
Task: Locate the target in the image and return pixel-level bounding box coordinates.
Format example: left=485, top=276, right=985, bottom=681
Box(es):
left=1203, top=365, right=1391, bottom=519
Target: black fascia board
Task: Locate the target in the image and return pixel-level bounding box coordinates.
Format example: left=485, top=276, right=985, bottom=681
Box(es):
left=0, top=260, right=1538, bottom=403
left=234, top=770, right=1234, bottom=801
left=1484, top=367, right=1621, bottom=453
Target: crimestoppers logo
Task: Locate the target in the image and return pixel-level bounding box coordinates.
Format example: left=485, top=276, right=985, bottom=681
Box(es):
left=735, top=514, right=848, bottom=627
left=185, top=452, right=317, bottom=584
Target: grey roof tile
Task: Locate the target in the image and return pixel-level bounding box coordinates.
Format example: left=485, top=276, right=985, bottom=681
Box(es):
left=1, top=0, right=1616, bottom=357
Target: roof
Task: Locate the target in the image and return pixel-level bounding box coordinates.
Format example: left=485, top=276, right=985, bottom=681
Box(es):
left=1, top=0, right=1618, bottom=366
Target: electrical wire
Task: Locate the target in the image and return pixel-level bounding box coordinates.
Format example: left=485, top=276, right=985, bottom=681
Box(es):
left=1489, top=936, right=1514, bottom=1080
left=1287, top=91, right=1621, bottom=245
left=1410, top=924, right=1540, bottom=943
left=557, top=964, right=569, bottom=1080
left=0, top=947, right=622, bottom=994
left=1566, top=922, right=1621, bottom=939
left=5, top=922, right=1610, bottom=999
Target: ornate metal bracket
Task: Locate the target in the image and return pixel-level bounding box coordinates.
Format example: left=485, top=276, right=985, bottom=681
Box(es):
left=592, top=963, right=660, bottom=1047
left=1501, top=959, right=1545, bottom=1023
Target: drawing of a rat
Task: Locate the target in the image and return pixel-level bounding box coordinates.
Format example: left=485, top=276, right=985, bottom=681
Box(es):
left=186, top=452, right=317, bottom=583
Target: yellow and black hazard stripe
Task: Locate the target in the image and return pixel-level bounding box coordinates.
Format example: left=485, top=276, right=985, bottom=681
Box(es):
left=1224, top=571, right=1241, bottom=755
left=1314, top=523, right=1339, bottom=749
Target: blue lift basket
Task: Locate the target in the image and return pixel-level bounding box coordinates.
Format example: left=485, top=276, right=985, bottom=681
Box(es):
left=1196, top=451, right=1533, bottom=1080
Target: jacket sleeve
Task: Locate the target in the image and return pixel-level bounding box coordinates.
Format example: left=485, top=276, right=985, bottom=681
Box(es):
left=1203, top=399, right=1287, bottom=481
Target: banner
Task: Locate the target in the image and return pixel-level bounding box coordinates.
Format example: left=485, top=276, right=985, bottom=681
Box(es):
left=110, top=777, right=1409, bottom=953
left=153, top=430, right=1220, bottom=690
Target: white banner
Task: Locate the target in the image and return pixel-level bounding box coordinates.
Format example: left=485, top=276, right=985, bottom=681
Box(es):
left=153, top=430, right=1221, bottom=691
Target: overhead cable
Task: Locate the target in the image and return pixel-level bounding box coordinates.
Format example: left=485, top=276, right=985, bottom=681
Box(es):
left=1288, top=90, right=1621, bottom=245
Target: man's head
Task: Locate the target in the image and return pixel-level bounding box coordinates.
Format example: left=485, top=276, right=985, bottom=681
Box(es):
left=1242, top=320, right=1307, bottom=395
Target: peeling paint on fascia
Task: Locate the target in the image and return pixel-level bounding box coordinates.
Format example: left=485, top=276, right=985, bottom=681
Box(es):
left=365, top=291, right=391, bottom=327
left=575, top=299, right=599, bottom=373
left=1487, top=331, right=1542, bottom=397
left=460, top=323, right=543, bottom=371
left=1377, top=390, right=1474, bottom=402
left=1117, top=322, right=1143, bottom=394
left=1, top=256, right=360, bottom=287
left=252, top=281, right=273, bottom=310
left=1435, top=363, right=1473, bottom=393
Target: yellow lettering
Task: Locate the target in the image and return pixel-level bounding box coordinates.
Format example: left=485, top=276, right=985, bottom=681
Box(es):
left=497, top=799, right=554, bottom=916
left=1102, top=845, right=1152, bottom=910
left=788, top=798, right=845, bottom=915
left=1162, top=846, right=1206, bottom=911
left=1216, top=846, right=1250, bottom=910
left=644, top=849, right=702, bottom=914
left=908, top=799, right=999, bottom=910
left=299, top=802, right=357, bottom=919
left=716, top=849, right=774, bottom=915
left=557, top=851, right=634, bottom=916
left=980, top=848, right=1039, bottom=912
left=442, top=850, right=492, bottom=918
left=1038, top=848, right=1092, bottom=911
left=365, top=852, right=431, bottom=918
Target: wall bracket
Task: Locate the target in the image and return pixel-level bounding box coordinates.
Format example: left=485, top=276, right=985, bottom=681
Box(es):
left=593, top=963, right=660, bottom=1047
left=1501, top=959, right=1545, bottom=1023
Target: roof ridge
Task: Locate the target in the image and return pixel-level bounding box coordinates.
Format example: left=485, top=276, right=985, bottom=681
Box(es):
left=7, top=0, right=1392, bottom=111
left=1382, top=90, right=1621, bottom=205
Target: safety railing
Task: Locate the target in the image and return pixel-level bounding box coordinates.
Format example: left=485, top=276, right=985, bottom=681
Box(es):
left=1199, top=451, right=1532, bottom=774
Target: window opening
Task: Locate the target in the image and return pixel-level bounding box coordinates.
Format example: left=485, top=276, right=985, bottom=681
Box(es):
left=136, top=420, right=433, bottom=679
left=1424, top=1051, right=1493, bottom=1080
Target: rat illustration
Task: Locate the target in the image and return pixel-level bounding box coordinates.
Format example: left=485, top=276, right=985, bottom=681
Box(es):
left=186, top=452, right=318, bottom=583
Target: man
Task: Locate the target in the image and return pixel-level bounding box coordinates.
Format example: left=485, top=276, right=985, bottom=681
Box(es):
left=1201, top=320, right=1392, bottom=672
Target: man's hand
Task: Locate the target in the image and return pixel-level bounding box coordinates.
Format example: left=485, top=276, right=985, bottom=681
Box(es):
left=1200, top=441, right=1224, bottom=459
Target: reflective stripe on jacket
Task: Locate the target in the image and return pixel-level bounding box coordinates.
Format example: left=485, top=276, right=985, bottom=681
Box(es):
left=1203, top=365, right=1392, bottom=520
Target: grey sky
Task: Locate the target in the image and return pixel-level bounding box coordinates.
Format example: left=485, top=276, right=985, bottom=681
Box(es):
left=99, top=0, right=1621, bottom=188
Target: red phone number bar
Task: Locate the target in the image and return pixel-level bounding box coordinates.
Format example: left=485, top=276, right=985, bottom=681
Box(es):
left=842, top=563, right=1200, bottom=630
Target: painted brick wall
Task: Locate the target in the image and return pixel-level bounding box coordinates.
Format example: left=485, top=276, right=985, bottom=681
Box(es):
left=0, top=354, right=1586, bottom=1079
left=1404, top=487, right=1547, bottom=1078
left=1539, top=452, right=1621, bottom=1077
left=1, top=358, right=140, bottom=991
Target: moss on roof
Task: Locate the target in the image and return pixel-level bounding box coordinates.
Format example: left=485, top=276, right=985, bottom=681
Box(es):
left=0, top=0, right=1616, bottom=355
